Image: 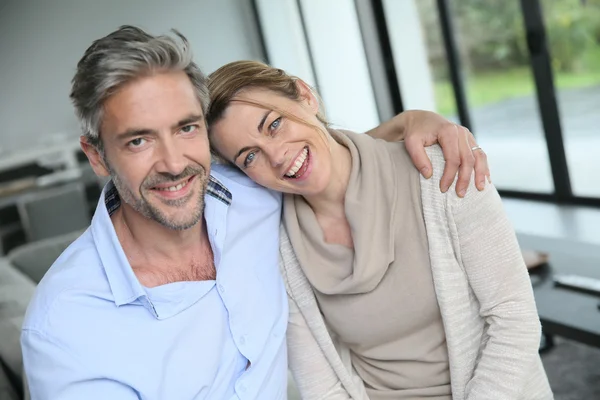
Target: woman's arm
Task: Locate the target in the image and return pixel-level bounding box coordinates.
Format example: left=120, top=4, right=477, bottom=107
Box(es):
left=286, top=291, right=354, bottom=400
left=366, top=110, right=490, bottom=196
left=446, top=165, right=542, bottom=399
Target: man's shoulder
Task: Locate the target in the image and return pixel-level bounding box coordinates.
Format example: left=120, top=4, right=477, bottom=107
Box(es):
left=210, top=164, right=282, bottom=209
left=210, top=163, right=268, bottom=190
left=23, top=231, right=112, bottom=333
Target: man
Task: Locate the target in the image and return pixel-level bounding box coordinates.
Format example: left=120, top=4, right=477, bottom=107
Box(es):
left=21, top=26, right=488, bottom=399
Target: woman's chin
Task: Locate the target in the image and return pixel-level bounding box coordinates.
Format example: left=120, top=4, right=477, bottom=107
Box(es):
left=284, top=179, right=328, bottom=197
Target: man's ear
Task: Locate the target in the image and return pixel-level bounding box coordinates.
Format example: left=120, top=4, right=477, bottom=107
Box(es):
left=295, top=79, right=320, bottom=115
left=80, top=136, right=110, bottom=177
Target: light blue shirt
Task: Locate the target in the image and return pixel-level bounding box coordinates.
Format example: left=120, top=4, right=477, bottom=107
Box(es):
left=21, top=165, right=288, bottom=400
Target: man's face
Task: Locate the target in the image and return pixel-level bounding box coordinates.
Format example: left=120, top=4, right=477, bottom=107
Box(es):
left=84, top=71, right=211, bottom=230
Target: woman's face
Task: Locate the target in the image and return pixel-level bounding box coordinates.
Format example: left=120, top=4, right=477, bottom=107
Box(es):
left=210, top=87, right=332, bottom=196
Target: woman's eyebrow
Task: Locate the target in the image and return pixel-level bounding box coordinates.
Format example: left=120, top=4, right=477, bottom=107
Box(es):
left=257, top=110, right=272, bottom=133
left=234, top=146, right=253, bottom=164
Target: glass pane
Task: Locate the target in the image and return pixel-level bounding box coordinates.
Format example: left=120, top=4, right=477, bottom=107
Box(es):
left=542, top=0, right=600, bottom=197
left=449, top=0, right=554, bottom=193
left=414, top=0, right=459, bottom=118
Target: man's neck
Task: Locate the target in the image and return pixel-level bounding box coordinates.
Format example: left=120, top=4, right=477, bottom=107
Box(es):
left=111, top=203, right=215, bottom=287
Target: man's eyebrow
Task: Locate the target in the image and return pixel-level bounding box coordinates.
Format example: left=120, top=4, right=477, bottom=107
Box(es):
left=257, top=110, right=271, bottom=133
left=234, top=146, right=253, bottom=164
left=114, top=114, right=204, bottom=141
left=172, top=114, right=204, bottom=130
left=116, top=128, right=156, bottom=141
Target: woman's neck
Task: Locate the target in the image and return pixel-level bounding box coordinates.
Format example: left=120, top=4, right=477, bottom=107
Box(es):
left=303, top=133, right=352, bottom=219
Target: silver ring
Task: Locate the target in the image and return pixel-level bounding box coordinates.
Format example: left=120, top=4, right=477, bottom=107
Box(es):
left=471, top=145, right=483, bottom=152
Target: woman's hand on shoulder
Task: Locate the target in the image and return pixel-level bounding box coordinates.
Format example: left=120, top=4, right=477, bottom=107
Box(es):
left=367, top=110, right=490, bottom=198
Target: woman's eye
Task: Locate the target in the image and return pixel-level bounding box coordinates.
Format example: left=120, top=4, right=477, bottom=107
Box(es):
left=269, top=117, right=282, bottom=131
left=128, top=138, right=146, bottom=148
left=244, top=151, right=257, bottom=168
left=181, top=125, right=198, bottom=134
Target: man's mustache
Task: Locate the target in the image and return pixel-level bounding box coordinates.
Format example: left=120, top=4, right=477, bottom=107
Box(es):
left=143, top=165, right=205, bottom=189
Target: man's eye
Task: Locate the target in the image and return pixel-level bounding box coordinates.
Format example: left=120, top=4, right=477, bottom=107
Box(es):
left=244, top=151, right=257, bottom=168
left=128, top=138, right=146, bottom=147
left=181, top=125, right=198, bottom=134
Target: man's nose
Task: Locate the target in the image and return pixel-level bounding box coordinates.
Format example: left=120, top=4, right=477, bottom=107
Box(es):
left=156, top=138, right=187, bottom=176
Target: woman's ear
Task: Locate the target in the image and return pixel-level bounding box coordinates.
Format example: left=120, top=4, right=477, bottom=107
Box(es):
left=295, top=79, right=320, bottom=115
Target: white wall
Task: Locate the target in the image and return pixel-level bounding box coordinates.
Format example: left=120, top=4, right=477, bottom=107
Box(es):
left=298, top=0, right=380, bottom=132
left=254, top=0, right=317, bottom=88
left=0, top=0, right=264, bottom=153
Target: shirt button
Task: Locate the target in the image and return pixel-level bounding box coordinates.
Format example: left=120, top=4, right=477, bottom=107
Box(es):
left=218, top=284, right=225, bottom=293
left=239, top=384, right=246, bottom=393
left=239, top=335, right=246, bottom=345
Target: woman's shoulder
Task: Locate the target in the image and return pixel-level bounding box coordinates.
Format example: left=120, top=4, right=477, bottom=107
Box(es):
left=421, top=145, right=501, bottom=216
left=423, top=145, right=446, bottom=173
left=420, top=144, right=457, bottom=203
left=337, top=129, right=416, bottom=168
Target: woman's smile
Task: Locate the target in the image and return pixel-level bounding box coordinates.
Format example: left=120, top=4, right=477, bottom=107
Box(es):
left=283, top=146, right=312, bottom=181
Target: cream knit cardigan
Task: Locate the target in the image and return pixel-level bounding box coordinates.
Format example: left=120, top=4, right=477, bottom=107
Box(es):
left=279, top=145, right=553, bottom=400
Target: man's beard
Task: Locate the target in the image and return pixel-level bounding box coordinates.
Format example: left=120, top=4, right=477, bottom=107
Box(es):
left=107, top=160, right=208, bottom=231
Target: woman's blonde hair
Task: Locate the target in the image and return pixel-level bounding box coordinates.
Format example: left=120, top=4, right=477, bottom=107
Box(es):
left=206, top=60, right=329, bottom=162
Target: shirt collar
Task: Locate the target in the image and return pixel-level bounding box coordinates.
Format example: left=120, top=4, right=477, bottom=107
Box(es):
left=90, top=176, right=232, bottom=311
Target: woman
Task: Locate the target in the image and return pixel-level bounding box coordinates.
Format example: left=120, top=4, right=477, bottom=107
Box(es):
left=206, top=61, right=552, bottom=400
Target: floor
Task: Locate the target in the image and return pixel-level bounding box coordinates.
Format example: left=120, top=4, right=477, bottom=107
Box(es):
left=542, top=337, right=600, bottom=399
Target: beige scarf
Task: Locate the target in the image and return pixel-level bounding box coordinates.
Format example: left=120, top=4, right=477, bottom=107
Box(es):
left=283, top=130, right=398, bottom=295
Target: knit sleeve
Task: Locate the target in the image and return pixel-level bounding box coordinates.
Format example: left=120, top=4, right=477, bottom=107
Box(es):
left=279, top=225, right=360, bottom=400
left=441, top=151, right=543, bottom=399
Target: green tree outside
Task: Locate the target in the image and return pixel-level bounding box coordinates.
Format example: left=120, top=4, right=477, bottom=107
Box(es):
left=416, top=0, right=600, bottom=115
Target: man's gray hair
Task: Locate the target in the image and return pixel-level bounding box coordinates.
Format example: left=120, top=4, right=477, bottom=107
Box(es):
left=70, top=25, right=209, bottom=149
